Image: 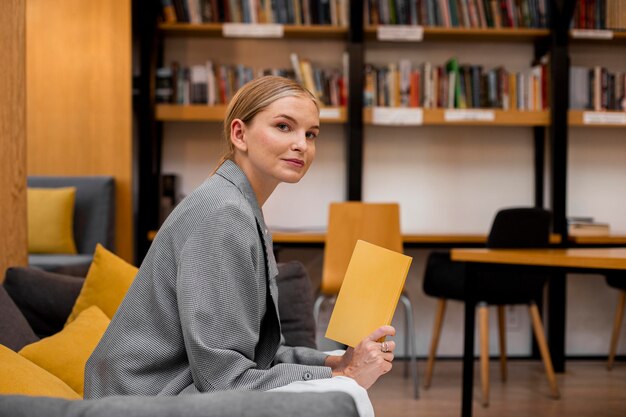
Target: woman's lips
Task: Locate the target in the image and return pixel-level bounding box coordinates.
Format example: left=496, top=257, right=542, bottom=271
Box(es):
left=284, top=158, right=305, bottom=167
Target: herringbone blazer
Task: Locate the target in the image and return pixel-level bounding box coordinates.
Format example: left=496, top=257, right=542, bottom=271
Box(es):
left=84, top=160, right=331, bottom=399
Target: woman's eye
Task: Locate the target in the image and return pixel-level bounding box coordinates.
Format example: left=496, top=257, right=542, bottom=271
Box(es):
left=306, top=131, right=318, bottom=140
left=277, top=123, right=289, bottom=131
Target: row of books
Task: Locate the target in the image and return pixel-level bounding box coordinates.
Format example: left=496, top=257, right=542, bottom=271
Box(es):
left=365, top=0, right=550, bottom=28
left=567, top=217, right=611, bottom=237
left=572, top=0, right=626, bottom=30
left=160, top=0, right=349, bottom=26
left=364, top=58, right=548, bottom=111
left=155, top=58, right=347, bottom=107
left=570, top=67, right=626, bottom=111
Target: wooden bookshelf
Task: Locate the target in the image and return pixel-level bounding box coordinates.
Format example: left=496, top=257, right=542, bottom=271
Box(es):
left=156, top=104, right=347, bottom=123
left=158, top=23, right=348, bottom=39
left=363, top=108, right=550, bottom=126
left=569, top=235, right=626, bottom=245
left=569, top=29, right=626, bottom=43
left=568, top=110, right=626, bottom=128
left=365, top=26, right=550, bottom=42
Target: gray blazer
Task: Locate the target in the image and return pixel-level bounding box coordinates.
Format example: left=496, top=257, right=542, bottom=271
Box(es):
left=84, top=160, right=332, bottom=399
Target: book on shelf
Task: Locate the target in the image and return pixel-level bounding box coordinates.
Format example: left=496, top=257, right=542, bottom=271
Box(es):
left=325, top=240, right=413, bottom=348
left=364, top=0, right=550, bottom=29
left=365, top=56, right=549, bottom=111
left=161, top=0, right=348, bottom=26
left=159, top=0, right=178, bottom=23
left=157, top=55, right=347, bottom=108
left=567, top=217, right=611, bottom=237
left=573, top=0, right=626, bottom=31
left=570, top=66, right=626, bottom=111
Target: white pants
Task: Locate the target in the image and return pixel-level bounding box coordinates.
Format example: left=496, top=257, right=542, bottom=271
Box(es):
left=269, top=350, right=374, bottom=417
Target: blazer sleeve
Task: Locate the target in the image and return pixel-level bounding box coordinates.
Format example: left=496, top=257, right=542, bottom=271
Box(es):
left=177, top=203, right=332, bottom=392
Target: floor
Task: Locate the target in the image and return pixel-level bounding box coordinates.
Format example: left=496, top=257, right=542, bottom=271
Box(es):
left=367, top=359, right=626, bottom=417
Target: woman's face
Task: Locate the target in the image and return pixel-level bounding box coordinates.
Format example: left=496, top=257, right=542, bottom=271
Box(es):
left=236, top=95, right=319, bottom=189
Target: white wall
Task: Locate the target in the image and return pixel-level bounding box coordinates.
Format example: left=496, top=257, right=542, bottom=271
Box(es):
left=162, top=38, right=626, bottom=357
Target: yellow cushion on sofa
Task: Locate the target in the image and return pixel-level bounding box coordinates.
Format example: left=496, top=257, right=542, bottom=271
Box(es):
left=0, top=344, right=80, bottom=399
left=66, top=244, right=138, bottom=324
left=27, top=187, right=78, bottom=254
left=19, top=305, right=110, bottom=397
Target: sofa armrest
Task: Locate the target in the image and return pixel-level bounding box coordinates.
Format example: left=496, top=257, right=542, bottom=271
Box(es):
left=0, top=391, right=358, bottom=417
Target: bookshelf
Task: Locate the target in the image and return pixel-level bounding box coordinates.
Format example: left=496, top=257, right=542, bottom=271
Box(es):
left=364, top=26, right=550, bottom=42
left=136, top=0, right=626, bottom=257
left=159, top=22, right=349, bottom=38
left=363, top=108, right=550, bottom=126
left=155, top=104, right=347, bottom=123
left=566, top=4, right=626, bottom=255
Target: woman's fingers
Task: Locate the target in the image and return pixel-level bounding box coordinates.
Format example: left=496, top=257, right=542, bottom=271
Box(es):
left=366, top=325, right=396, bottom=342
left=379, top=340, right=396, bottom=354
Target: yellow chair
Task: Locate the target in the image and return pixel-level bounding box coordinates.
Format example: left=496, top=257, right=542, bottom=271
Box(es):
left=313, top=202, right=419, bottom=398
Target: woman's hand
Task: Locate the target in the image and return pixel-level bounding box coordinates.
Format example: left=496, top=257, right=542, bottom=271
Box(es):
left=325, top=325, right=396, bottom=389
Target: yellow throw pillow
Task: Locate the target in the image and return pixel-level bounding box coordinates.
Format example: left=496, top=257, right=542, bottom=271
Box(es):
left=66, top=244, right=138, bottom=324
left=0, top=344, right=80, bottom=399
left=19, top=305, right=110, bottom=397
left=27, top=187, right=78, bottom=254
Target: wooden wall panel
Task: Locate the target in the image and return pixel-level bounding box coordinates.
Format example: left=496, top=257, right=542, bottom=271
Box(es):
left=0, top=0, right=27, bottom=280
left=26, top=0, right=133, bottom=262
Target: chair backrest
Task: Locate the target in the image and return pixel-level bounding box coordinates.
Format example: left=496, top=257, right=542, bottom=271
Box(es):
left=487, top=207, right=551, bottom=249
left=321, top=202, right=403, bottom=295
left=27, top=176, right=116, bottom=254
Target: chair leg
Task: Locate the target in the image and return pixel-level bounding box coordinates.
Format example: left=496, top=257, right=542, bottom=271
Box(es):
left=313, top=294, right=327, bottom=325
left=497, top=306, right=507, bottom=382
left=479, top=303, right=490, bottom=407
left=608, top=290, right=626, bottom=370
left=528, top=302, right=560, bottom=399
left=423, top=299, right=446, bottom=389
left=403, top=295, right=410, bottom=379
left=400, top=293, right=419, bottom=399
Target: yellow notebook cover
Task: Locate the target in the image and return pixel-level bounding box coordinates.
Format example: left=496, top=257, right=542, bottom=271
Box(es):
left=325, top=240, right=413, bottom=347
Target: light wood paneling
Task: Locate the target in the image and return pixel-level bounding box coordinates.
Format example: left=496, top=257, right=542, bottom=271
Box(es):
left=0, top=0, right=28, bottom=279
left=26, top=0, right=133, bottom=262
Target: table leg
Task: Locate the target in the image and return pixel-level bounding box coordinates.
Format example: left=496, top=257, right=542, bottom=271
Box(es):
left=462, top=266, right=477, bottom=417
left=547, top=272, right=567, bottom=373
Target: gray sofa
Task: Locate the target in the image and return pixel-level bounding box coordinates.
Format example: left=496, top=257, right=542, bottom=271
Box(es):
left=0, top=262, right=358, bottom=417
left=0, top=390, right=357, bottom=417
left=27, top=176, right=115, bottom=277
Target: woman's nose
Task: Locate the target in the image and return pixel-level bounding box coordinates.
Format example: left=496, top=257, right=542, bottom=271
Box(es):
left=291, top=133, right=308, bottom=151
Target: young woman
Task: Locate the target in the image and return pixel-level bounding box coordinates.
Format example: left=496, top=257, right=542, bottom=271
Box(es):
left=85, top=76, right=395, bottom=404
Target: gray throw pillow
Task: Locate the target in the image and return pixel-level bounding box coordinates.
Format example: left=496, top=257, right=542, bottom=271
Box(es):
left=276, top=261, right=317, bottom=349
left=3, top=267, right=84, bottom=338
left=0, top=285, right=39, bottom=351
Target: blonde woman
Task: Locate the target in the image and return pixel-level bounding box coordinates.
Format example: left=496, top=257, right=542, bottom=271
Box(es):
left=85, top=76, right=394, bottom=414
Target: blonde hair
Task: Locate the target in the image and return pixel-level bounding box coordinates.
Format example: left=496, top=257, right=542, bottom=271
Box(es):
left=217, top=75, right=318, bottom=168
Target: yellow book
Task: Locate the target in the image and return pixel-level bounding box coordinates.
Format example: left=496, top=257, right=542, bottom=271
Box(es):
left=325, top=240, right=413, bottom=347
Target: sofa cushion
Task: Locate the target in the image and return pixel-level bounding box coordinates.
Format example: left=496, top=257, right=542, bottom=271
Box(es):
left=27, top=176, right=115, bottom=255
left=0, top=344, right=80, bottom=399
left=0, top=391, right=358, bottom=417
left=28, top=254, right=94, bottom=277
left=66, top=244, right=137, bottom=324
left=3, top=267, right=84, bottom=337
left=0, top=286, right=39, bottom=351
left=276, top=261, right=317, bottom=349
left=20, top=306, right=110, bottom=397
left=27, top=187, right=78, bottom=255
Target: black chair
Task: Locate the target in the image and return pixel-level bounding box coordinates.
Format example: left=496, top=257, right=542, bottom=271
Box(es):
left=421, top=207, right=559, bottom=406
left=606, top=273, right=626, bottom=370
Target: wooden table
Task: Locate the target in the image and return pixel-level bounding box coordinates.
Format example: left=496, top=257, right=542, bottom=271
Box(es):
left=271, top=232, right=562, bottom=248
left=450, top=248, right=626, bottom=417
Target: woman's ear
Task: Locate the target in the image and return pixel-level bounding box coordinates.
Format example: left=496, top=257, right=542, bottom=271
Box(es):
left=230, top=119, right=247, bottom=152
